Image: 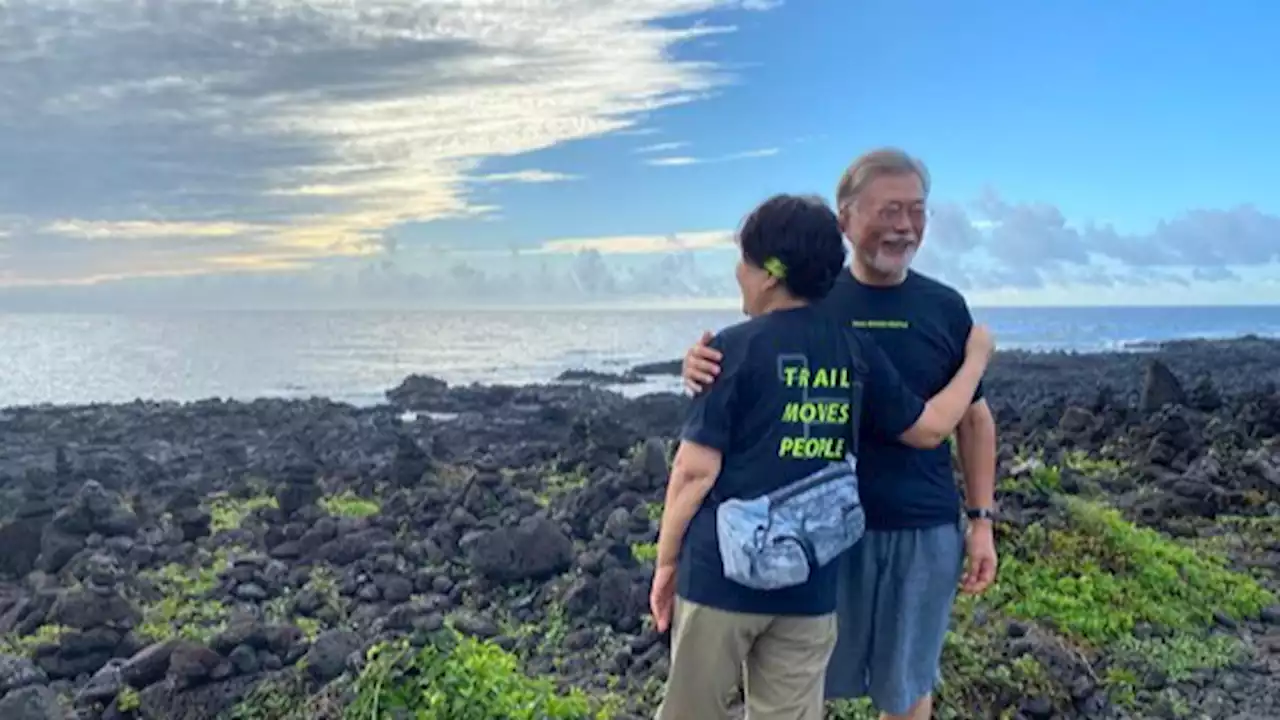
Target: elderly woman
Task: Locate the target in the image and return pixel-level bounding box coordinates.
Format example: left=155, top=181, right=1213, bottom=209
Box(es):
left=649, top=194, right=993, bottom=720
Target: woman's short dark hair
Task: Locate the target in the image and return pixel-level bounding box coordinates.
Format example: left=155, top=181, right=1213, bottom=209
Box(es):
left=738, top=194, right=847, bottom=302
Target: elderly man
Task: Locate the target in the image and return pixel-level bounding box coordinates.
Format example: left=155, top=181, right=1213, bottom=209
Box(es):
left=680, top=148, right=998, bottom=720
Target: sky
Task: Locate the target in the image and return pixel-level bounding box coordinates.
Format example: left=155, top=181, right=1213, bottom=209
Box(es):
left=1, top=0, right=1278, bottom=309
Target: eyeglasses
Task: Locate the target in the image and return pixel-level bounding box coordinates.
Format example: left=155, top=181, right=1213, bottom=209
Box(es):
left=839, top=200, right=930, bottom=225
left=873, top=202, right=928, bottom=225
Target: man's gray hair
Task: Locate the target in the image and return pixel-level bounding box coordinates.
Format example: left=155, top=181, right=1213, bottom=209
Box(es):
left=835, top=148, right=931, bottom=213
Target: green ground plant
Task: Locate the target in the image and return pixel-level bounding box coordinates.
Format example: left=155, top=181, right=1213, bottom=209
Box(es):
left=535, top=467, right=589, bottom=507
left=998, top=463, right=1063, bottom=495
left=348, top=633, right=603, bottom=720
left=839, top=456, right=1274, bottom=716
left=935, top=594, right=1062, bottom=718
left=0, top=623, right=72, bottom=657
left=990, top=495, right=1273, bottom=645
left=1062, top=449, right=1123, bottom=475
left=977, top=456, right=1273, bottom=710
left=136, top=549, right=234, bottom=643
left=226, top=670, right=346, bottom=720
left=264, top=565, right=348, bottom=640
left=208, top=492, right=279, bottom=534
left=630, top=542, right=657, bottom=564
left=321, top=491, right=381, bottom=518
left=116, top=687, right=141, bottom=713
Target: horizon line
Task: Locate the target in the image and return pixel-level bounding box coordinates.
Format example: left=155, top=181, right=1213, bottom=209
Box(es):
left=2, top=300, right=1280, bottom=313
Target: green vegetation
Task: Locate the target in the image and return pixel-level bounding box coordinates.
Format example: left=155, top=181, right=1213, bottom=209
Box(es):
left=136, top=549, right=233, bottom=644
left=534, top=467, right=589, bottom=507
left=1194, top=513, right=1280, bottom=563
left=348, top=633, right=601, bottom=720
left=116, top=687, right=141, bottom=713
left=1062, top=449, right=1123, bottom=476
left=0, top=623, right=71, bottom=657
left=936, top=456, right=1275, bottom=714
left=937, top=595, right=1062, bottom=718
left=208, top=492, right=279, bottom=533
left=264, top=565, right=348, bottom=641
left=831, top=458, right=1276, bottom=717
left=499, top=598, right=570, bottom=658
left=630, top=542, right=657, bottom=564
left=227, top=671, right=346, bottom=720
left=990, top=495, right=1272, bottom=644
left=320, top=491, right=381, bottom=518
left=998, top=463, right=1064, bottom=495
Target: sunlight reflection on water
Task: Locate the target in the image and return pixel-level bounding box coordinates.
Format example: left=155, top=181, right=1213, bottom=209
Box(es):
left=2, top=306, right=1277, bottom=408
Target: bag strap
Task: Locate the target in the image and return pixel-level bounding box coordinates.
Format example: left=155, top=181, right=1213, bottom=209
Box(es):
left=841, top=327, right=866, bottom=460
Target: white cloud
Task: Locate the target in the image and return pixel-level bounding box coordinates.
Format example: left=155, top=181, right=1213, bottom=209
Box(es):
left=645, top=156, right=703, bottom=167
left=636, top=141, right=690, bottom=153
left=532, top=229, right=734, bottom=254
left=42, top=220, right=271, bottom=240
left=0, top=0, right=774, bottom=286
left=725, top=147, right=780, bottom=160
left=472, top=170, right=580, bottom=183
left=643, top=147, right=780, bottom=166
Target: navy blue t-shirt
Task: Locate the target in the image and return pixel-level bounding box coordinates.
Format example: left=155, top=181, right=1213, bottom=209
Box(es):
left=676, top=305, right=926, bottom=616
left=818, top=270, right=983, bottom=530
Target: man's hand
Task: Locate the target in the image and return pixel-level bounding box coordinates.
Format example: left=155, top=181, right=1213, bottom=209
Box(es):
left=650, top=563, right=678, bottom=632
left=961, top=521, right=998, bottom=594
left=681, top=330, right=723, bottom=395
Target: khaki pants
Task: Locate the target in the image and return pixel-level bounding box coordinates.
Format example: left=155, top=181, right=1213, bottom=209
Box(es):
left=656, top=598, right=837, bottom=720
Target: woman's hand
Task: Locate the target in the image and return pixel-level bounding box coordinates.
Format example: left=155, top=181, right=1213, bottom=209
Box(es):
left=650, top=563, right=678, bottom=633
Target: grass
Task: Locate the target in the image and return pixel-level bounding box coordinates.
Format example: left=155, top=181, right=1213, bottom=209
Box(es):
left=534, top=467, right=589, bottom=507
left=988, top=494, right=1273, bottom=645
left=630, top=542, right=657, bottom=564
left=0, top=623, right=72, bottom=657
left=348, top=632, right=607, bottom=720
left=135, top=548, right=234, bottom=644
left=1193, top=514, right=1280, bottom=563
left=1062, top=449, right=1123, bottom=476
left=116, top=687, right=141, bottom=713
left=208, top=492, right=279, bottom=534
left=833, top=459, right=1277, bottom=717
left=264, top=565, right=349, bottom=641
left=942, top=458, right=1276, bottom=714
left=321, top=491, right=381, bottom=518
left=227, top=670, right=347, bottom=720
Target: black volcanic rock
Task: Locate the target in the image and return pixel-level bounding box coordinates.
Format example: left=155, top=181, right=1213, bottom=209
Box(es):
left=0, top=337, right=1276, bottom=719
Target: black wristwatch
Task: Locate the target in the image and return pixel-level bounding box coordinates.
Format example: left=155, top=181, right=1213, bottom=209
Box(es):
left=965, top=507, right=996, bottom=522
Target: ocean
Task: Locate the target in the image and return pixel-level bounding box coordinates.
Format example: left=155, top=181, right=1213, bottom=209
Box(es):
left=3, top=305, right=1279, bottom=409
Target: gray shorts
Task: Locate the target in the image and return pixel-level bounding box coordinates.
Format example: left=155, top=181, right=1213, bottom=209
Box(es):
left=823, top=521, right=966, bottom=715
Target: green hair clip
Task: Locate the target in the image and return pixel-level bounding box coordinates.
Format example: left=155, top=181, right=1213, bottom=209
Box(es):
left=763, top=257, right=787, bottom=279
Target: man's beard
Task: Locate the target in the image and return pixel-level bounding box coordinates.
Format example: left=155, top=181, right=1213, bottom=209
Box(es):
left=863, top=234, right=918, bottom=277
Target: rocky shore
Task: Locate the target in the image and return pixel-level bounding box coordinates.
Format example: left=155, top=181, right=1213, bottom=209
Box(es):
left=1, top=336, right=1279, bottom=720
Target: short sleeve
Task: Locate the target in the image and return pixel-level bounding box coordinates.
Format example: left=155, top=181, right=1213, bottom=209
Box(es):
left=680, top=334, right=741, bottom=451
left=853, top=331, right=926, bottom=441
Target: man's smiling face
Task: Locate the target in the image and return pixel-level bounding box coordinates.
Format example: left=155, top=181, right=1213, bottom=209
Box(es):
left=845, top=172, right=927, bottom=281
